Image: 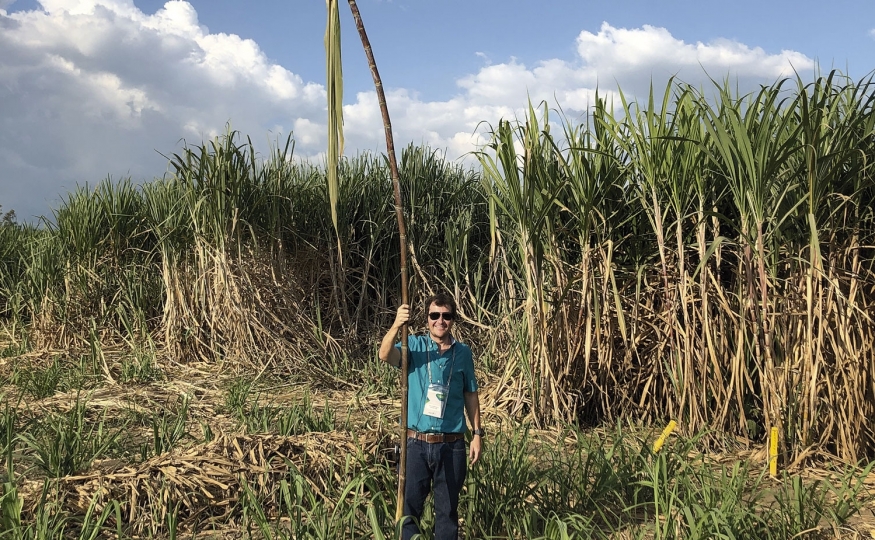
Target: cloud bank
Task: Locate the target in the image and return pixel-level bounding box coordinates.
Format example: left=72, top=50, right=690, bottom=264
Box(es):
left=0, top=1, right=814, bottom=219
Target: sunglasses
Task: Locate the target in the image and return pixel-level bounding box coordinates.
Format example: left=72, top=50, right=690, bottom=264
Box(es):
left=428, top=312, right=455, bottom=321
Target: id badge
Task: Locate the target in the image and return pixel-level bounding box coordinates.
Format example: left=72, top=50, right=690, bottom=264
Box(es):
left=423, top=384, right=449, bottom=418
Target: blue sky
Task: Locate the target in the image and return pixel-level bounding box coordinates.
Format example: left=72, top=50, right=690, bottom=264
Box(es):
left=1, top=0, right=874, bottom=220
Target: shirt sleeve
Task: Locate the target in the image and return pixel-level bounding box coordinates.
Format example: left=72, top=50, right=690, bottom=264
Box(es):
left=394, top=336, right=418, bottom=373
left=462, top=346, right=478, bottom=392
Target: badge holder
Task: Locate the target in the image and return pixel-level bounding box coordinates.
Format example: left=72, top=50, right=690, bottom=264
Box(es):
left=423, top=383, right=449, bottom=418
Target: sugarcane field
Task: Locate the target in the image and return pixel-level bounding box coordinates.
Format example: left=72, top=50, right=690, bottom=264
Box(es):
left=2, top=64, right=875, bottom=538
left=3, top=4, right=875, bottom=538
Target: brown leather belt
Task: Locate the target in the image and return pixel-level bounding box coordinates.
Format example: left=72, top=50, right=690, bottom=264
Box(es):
left=407, top=429, right=464, bottom=443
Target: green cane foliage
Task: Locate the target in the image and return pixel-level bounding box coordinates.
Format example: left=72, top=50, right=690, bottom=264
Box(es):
left=786, top=71, right=875, bottom=456
left=141, top=395, right=190, bottom=460
left=604, top=82, right=711, bottom=428
left=466, top=425, right=541, bottom=537
left=10, top=354, right=103, bottom=401
left=0, top=70, right=874, bottom=466
left=0, top=482, right=67, bottom=539
left=695, top=80, right=801, bottom=398
left=223, top=376, right=255, bottom=417
left=0, top=339, right=28, bottom=360
left=0, top=402, right=21, bottom=534
left=0, top=221, right=39, bottom=327
left=166, top=128, right=260, bottom=251
left=533, top=425, right=626, bottom=524
left=770, top=462, right=875, bottom=539
left=1, top=401, right=14, bottom=476
left=824, top=460, right=875, bottom=525
left=0, top=483, right=22, bottom=536
left=118, top=344, right=162, bottom=384
left=478, top=103, right=579, bottom=423
left=399, top=145, right=489, bottom=298
left=236, top=460, right=397, bottom=539
left=37, top=179, right=160, bottom=341
left=19, top=395, right=125, bottom=477
left=242, top=391, right=336, bottom=436
left=14, top=358, right=62, bottom=400
left=324, top=0, right=344, bottom=248
left=770, top=474, right=840, bottom=539
left=0, top=420, right=871, bottom=537
left=75, top=496, right=121, bottom=540
left=239, top=476, right=272, bottom=539
left=677, top=462, right=771, bottom=540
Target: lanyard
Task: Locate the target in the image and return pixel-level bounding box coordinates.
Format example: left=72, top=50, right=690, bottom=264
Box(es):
left=426, top=342, right=456, bottom=387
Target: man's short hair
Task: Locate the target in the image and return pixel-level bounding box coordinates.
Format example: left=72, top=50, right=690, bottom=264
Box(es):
left=424, top=293, right=457, bottom=319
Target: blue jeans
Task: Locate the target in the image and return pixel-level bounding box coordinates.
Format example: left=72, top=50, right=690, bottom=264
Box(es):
left=401, top=437, right=467, bottom=540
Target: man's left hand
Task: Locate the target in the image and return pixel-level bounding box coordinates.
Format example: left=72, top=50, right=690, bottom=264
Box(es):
left=469, top=435, right=482, bottom=465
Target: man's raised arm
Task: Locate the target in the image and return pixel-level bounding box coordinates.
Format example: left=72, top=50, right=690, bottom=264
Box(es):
left=378, top=304, right=410, bottom=367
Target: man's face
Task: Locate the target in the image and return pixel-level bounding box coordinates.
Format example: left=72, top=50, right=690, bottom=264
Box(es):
left=427, top=302, right=454, bottom=341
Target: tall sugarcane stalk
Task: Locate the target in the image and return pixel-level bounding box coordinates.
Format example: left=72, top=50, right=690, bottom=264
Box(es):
left=346, top=0, right=409, bottom=520
left=324, top=0, right=410, bottom=523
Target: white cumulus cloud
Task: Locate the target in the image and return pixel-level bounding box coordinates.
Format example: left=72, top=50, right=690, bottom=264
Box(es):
left=0, top=0, right=323, bottom=219
left=0, top=3, right=813, bottom=220
left=573, top=23, right=813, bottom=90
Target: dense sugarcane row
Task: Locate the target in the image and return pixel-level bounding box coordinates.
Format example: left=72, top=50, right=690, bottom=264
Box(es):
left=1, top=71, right=874, bottom=461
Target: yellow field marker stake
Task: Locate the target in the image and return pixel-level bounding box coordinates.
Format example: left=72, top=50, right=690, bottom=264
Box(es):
left=652, top=420, right=677, bottom=453
left=769, top=426, right=779, bottom=477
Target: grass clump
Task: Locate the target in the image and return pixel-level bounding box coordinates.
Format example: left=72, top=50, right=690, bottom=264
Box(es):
left=222, top=377, right=254, bottom=417
left=243, top=391, right=336, bottom=436
left=221, top=378, right=340, bottom=436
left=13, top=360, right=63, bottom=401
left=118, top=347, right=162, bottom=384
left=139, top=395, right=190, bottom=460
left=18, top=395, right=125, bottom=477
left=0, top=340, right=28, bottom=359
left=9, top=355, right=104, bottom=400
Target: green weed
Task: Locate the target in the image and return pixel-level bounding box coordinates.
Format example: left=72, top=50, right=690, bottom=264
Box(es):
left=19, top=395, right=125, bottom=477
left=119, top=347, right=162, bottom=384
left=11, top=355, right=103, bottom=400
left=223, top=377, right=254, bottom=417
left=243, top=392, right=335, bottom=436
left=13, top=360, right=62, bottom=400
left=0, top=340, right=28, bottom=359
left=140, top=395, right=190, bottom=460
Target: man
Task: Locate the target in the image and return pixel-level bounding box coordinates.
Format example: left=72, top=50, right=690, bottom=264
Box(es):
left=378, top=293, right=483, bottom=540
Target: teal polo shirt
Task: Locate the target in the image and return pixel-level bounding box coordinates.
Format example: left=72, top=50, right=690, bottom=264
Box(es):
left=395, top=334, right=478, bottom=434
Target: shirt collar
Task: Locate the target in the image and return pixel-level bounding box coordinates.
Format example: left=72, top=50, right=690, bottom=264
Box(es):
left=429, top=335, right=456, bottom=349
